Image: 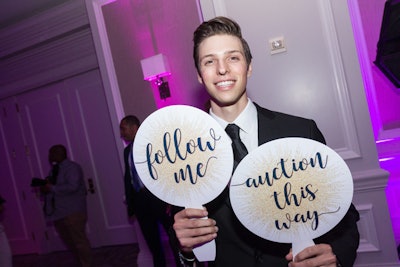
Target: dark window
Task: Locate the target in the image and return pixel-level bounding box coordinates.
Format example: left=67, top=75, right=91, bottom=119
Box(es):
left=374, top=0, right=400, bottom=88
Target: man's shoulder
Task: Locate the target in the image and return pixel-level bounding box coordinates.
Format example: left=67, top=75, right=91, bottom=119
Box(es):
left=123, top=142, right=133, bottom=155
left=254, top=102, right=313, bottom=123
left=254, top=102, right=325, bottom=144
left=63, top=159, right=83, bottom=170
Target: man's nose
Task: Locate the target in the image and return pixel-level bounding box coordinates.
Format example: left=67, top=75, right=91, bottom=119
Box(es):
left=217, top=61, right=229, bottom=75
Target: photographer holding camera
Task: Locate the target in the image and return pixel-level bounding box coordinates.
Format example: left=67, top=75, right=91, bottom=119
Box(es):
left=39, top=144, right=92, bottom=267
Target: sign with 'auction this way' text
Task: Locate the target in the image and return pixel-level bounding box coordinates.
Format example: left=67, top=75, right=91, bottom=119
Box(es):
left=230, top=137, right=353, bottom=257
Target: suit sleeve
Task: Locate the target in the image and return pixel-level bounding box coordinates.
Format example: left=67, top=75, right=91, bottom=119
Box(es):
left=123, top=146, right=135, bottom=217
left=310, top=119, right=360, bottom=266
left=316, top=204, right=360, bottom=266
left=124, top=173, right=135, bottom=217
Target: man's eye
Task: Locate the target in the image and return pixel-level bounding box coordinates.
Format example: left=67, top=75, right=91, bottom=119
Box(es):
left=204, top=60, right=214, bottom=66
left=229, top=56, right=240, bottom=61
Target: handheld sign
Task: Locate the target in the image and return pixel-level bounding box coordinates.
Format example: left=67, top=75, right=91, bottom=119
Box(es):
left=133, top=105, right=233, bottom=261
left=229, top=137, right=353, bottom=258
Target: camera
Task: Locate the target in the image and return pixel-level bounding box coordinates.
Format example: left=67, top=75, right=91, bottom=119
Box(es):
left=30, top=177, right=49, bottom=187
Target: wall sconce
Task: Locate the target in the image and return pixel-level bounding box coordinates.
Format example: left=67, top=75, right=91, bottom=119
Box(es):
left=140, top=54, right=171, bottom=100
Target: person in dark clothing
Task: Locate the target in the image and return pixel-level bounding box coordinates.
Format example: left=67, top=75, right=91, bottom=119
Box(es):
left=172, top=16, right=360, bottom=267
left=120, top=115, right=178, bottom=267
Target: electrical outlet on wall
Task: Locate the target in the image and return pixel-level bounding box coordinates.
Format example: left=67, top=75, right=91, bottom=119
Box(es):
left=269, top=36, right=287, bottom=55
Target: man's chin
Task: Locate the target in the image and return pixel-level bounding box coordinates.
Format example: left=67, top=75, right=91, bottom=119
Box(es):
left=211, top=95, right=243, bottom=108
left=210, top=98, right=234, bottom=108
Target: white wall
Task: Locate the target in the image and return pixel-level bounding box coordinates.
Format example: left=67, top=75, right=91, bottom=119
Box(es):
left=199, top=0, right=399, bottom=266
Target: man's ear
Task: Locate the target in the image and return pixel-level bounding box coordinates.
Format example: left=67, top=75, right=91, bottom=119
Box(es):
left=247, top=63, right=253, bottom=78
left=197, top=72, right=204, bottom=84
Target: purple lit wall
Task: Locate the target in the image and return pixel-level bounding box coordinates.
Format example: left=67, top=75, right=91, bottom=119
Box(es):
left=102, top=0, right=209, bottom=123
left=349, top=0, right=400, bottom=243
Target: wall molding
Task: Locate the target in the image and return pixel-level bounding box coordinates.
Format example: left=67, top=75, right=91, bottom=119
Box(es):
left=0, top=0, right=89, bottom=58
left=356, top=204, right=380, bottom=252
left=0, top=28, right=98, bottom=99
left=84, top=0, right=124, bottom=125
left=0, top=0, right=97, bottom=100
left=318, top=0, right=362, bottom=160
left=199, top=0, right=227, bottom=20
left=352, top=168, right=389, bottom=192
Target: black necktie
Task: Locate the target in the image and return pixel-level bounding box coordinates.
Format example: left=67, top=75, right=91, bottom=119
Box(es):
left=225, top=123, right=248, bottom=170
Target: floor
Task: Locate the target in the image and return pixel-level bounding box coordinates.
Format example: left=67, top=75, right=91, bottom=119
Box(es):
left=13, top=244, right=140, bottom=267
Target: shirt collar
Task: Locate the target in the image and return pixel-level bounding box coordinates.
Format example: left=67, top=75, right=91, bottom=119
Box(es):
left=209, top=98, right=257, bottom=132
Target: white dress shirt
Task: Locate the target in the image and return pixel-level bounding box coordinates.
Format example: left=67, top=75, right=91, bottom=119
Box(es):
left=209, top=98, right=259, bottom=153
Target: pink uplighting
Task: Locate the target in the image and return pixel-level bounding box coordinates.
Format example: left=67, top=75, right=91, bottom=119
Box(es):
left=348, top=0, right=400, bottom=244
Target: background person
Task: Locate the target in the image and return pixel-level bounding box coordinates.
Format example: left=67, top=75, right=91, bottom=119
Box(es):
left=120, top=115, right=178, bottom=267
left=41, top=144, right=92, bottom=267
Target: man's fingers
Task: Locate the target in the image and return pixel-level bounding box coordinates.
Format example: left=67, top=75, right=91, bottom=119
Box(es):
left=173, top=207, right=218, bottom=251
left=174, top=208, right=208, bottom=220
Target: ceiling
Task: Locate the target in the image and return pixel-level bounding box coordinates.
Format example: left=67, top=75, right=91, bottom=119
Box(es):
left=0, top=0, right=68, bottom=29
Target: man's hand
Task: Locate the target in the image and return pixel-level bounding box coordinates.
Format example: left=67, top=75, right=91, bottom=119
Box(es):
left=173, top=207, right=218, bottom=253
left=286, top=244, right=338, bottom=267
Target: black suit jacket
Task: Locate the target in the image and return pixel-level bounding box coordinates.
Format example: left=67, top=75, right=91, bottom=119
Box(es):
left=123, top=142, right=136, bottom=217
left=206, top=104, right=360, bottom=267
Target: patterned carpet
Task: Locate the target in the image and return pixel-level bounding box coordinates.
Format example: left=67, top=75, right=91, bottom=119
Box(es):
left=13, top=244, right=140, bottom=267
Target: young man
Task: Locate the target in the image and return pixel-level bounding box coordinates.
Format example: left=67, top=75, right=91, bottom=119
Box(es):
left=173, top=16, right=360, bottom=267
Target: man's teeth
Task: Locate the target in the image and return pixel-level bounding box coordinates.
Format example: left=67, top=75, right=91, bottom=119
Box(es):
left=217, top=81, right=234, bottom=86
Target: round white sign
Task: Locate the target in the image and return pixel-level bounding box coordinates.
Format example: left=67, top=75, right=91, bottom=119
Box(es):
left=133, top=105, right=233, bottom=207
left=229, top=137, right=353, bottom=243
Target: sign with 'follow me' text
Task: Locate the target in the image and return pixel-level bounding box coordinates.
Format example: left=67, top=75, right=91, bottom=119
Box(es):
left=132, top=105, right=233, bottom=262
left=133, top=105, right=233, bottom=208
